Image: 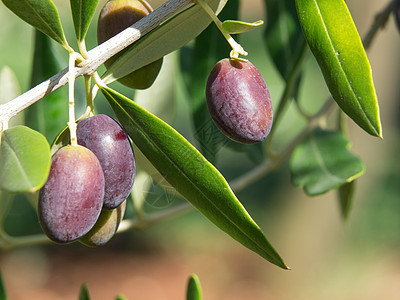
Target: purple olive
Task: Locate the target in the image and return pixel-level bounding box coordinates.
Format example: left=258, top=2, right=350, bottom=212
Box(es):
left=38, top=145, right=105, bottom=243
left=77, top=114, right=135, bottom=209
left=206, top=58, right=273, bottom=144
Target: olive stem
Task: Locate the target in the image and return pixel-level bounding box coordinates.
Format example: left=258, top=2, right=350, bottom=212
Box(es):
left=68, top=52, right=78, bottom=146
left=194, top=0, right=247, bottom=58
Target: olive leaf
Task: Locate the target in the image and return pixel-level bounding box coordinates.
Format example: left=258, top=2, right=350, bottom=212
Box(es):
left=0, top=126, right=51, bottom=193
left=26, top=30, right=68, bottom=142
left=102, top=0, right=228, bottom=84
left=78, top=283, right=91, bottom=300
left=101, top=86, right=288, bottom=269
left=70, top=0, right=99, bottom=42
left=0, top=269, right=6, bottom=300
left=338, top=181, right=355, bottom=220
left=264, top=0, right=305, bottom=79
left=186, top=274, right=203, bottom=300
left=295, top=0, right=382, bottom=137
left=1, top=0, right=69, bottom=49
left=222, top=20, right=264, bottom=34
left=290, top=128, right=365, bottom=196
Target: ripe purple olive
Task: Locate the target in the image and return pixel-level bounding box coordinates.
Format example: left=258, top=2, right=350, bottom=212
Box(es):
left=79, top=200, right=126, bottom=247
left=77, top=114, right=135, bottom=210
left=97, top=0, right=163, bottom=89
left=38, top=145, right=105, bottom=243
left=206, top=58, right=273, bottom=144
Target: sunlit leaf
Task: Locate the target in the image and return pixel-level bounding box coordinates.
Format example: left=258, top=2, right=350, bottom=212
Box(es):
left=70, top=0, right=99, bottom=42
left=26, top=30, right=68, bottom=142
left=0, top=126, right=51, bottom=193
left=101, top=86, right=288, bottom=269
left=290, top=128, right=365, bottom=196
left=222, top=19, right=263, bottom=34
left=103, top=0, right=228, bottom=84
left=295, top=0, right=382, bottom=137
left=1, top=0, right=69, bottom=48
left=186, top=274, right=202, bottom=300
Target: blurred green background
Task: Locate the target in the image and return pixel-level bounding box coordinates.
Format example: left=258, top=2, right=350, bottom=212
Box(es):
left=1, top=0, right=400, bottom=299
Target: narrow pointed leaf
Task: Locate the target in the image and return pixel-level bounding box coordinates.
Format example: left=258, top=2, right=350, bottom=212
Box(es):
left=222, top=20, right=263, bottom=34
left=26, top=30, right=68, bottom=142
left=0, top=126, right=51, bottom=193
left=103, top=0, right=228, bottom=84
left=70, top=0, right=99, bottom=41
left=1, top=0, right=69, bottom=47
left=0, top=270, right=6, bottom=300
left=79, top=283, right=91, bottom=300
left=295, top=0, right=382, bottom=137
left=338, top=181, right=355, bottom=220
left=101, top=86, right=288, bottom=269
left=290, top=128, right=365, bottom=196
left=186, top=274, right=202, bottom=300
left=264, top=0, right=305, bottom=79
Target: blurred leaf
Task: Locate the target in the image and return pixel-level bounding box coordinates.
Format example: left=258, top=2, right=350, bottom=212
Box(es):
left=79, top=283, right=90, bottom=300
left=135, top=53, right=177, bottom=124
left=1, top=0, right=69, bottom=48
left=101, top=87, right=288, bottom=269
left=264, top=0, right=305, bottom=79
left=290, top=128, right=365, bottom=196
left=70, top=0, right=99, bottom=42
left=0, top=67, right=24, bottom=127
left=186, top=274, right=202, bottom=300
left=0, top=126, right=51, bottom=193
left=338, top=181, right=355, bottom=220
left=0, top=269, right=6, bottom=300
left=102, top=0, right=228, bottom=84
left=115, top=295, right=127, bottom=300
left=222, top=19, right=263, bottom=34
left=26, top=30, right=68, bottom=142
left=0, top=190, right=13, bottom=225
left=295, top=0, right=382, bottom=137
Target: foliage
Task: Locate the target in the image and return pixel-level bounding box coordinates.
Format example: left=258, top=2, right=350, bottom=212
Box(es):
left=0, top=0, right=397, bottom=298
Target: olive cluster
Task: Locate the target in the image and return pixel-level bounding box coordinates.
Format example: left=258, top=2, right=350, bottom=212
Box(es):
left=38, top=115, right=135, bottom=246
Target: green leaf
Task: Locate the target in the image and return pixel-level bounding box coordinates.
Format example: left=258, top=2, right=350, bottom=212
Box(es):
left=290, top=128, right=365, bottom=196
left=0, top=67, right=24, bottom=127
left=115, top=295, right=127, bottom=300
left=70, top=0, right=99, bottom=42
left=186, top=274, right=202, bottom=300
left=222, top=19, right=263, bottom=34
left=264, top=0, right=305, bottom=79
left=338, top=181, right=355, bottom=220
left=26, top=30, right=68, bottom=142
left=1, top=0, right=69, bottom=48
left=0, top=269, right=6, bottom=300
left=101, top=87, right=288, bottom=269
left=0, top=126, right=51, bottom=193
left=79, top=283, right=90, bottom=300
left=295, top=0, right=382, bottom=137
left=102, top=0, right=228, bottom=84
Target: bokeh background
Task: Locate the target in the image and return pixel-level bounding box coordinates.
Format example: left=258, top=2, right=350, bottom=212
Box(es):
left=1, top=0, right=400, bottom=299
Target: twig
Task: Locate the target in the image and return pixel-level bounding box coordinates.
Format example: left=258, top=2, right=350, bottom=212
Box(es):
left=0, top=0, right=194, bottom=125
